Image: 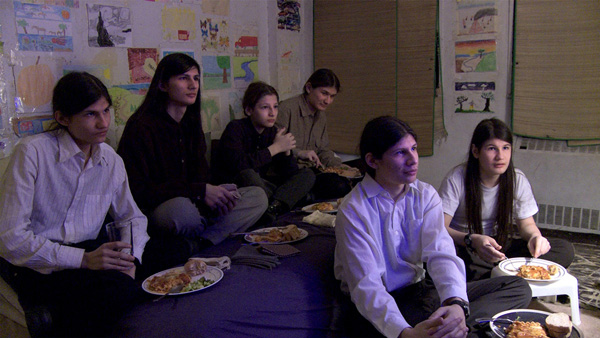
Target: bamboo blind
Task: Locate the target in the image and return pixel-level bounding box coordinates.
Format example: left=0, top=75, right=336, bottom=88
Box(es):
left=513, top=1, right=600, bottom=140
left=314, top=0, right=436, bottom=156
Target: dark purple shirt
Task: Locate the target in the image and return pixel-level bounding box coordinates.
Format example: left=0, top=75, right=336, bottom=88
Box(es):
left=117, top=109, right=209, bottom=212
left=213, top=117, right=298, bottom=184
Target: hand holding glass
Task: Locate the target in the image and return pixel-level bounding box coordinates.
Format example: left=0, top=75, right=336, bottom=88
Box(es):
left=105, top=221, right=133, bottom=256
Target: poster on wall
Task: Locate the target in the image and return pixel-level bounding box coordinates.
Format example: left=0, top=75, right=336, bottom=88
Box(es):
left=202, top=55, right=231, bottom=90
left=201, top=94, right=222, bottom=135
left=232, top=57, right=258, bottom=89
left=14, top=1, right=74, bottom=52
left=455, top=39, right=496, bottom=73
left=202, top=0, right=230, bottom=16
left=200, top=18, right=230, bottom=52
left=277, top=0, right=301, bottom=32
left=162, top=6, right=196, bottom=42
left=454, top=81, right=495, bottom=113
left=107, top=84, right=149, bottom=126
left=161, top=49, right=195, bottom=59
left=87, top=4, right=132, bottom=48
left=127, top=48, right=158, bottom=84
left=277, top=33, right=302, bottom=98
left=15, top=55, right=60, bottom=115
left=456, top=0, right=497, bottom=36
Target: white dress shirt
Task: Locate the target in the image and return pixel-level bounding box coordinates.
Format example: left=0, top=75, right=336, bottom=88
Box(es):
left=0, top=130, right=149, bottom=274
left=334, top=174, right=468, bottom=338
left=439, top=164, right=539, bottom=235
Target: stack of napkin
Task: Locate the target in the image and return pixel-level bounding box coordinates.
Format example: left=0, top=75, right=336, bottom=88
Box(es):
left=187, top=256, right=231, bottom=271
left=231, top=245, right=280, bottom=269
left=302, top=210, right=336, bottom=227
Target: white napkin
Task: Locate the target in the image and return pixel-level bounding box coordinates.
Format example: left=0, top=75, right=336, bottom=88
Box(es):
left=188, top=256, right=231, bottom=271
left=302, top=211, right=336, bottom=228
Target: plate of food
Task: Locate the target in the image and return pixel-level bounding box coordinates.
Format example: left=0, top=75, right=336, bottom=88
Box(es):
left=489, top=309, right=581, bottom=338
left=142, top=260, right=223, bottom=296
left=320, top=165, right=363, bottom=179
left=244, top=224, right=308, bottom=244
left=498, top=257, right=566, bottom=282
left=302, top=201, right=338, bottom=213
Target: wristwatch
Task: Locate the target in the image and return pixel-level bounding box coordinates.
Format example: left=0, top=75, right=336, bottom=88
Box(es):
left=464, top=233, right=474, bottom=252
left=447, top=298, right=470, bottom=318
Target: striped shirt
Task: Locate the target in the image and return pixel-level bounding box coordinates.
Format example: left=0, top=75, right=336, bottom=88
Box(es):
left=0, top=130, right=149, bottom=274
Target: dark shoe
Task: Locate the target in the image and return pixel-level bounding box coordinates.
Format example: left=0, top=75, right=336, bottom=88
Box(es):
left=25, top=305, right=53, bottom=337
left=266, top=200, right=288, bottom=217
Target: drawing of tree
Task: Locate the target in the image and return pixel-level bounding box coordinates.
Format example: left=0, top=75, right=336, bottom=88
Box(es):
left=481, top=92, right=494, bottom=112
left=58, top=23, right=67, bottom=36
left=17, top=19, right=28, bottom=34
left=216, top=56, right=230, bottom=84
left=456, top=95, right=468, bottom=111
left=478, top=49, right=485, bottom=58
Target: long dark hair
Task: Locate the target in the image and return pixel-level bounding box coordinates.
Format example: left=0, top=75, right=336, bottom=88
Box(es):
left=131, top=53, right=201, bottom=121
left=242, top=81, right=279, bottom=115
left=52, top=71, right=111, bottom=129
left=465, top=118, right=515, bottom=246
left=359, top=116, right=417, bottom=178
left=303, top=68, right=341, bottom=95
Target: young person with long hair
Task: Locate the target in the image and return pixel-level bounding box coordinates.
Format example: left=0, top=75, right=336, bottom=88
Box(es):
left=0, top=72, right=149, bottom=336
left=335, top=116, right=530, bottom=338
left=276, top=68, right=356, bottom=199
left=117, top=53, right=267, bottom=248
left=213, top=81, right=315, bottom=217
left=439, top=118, right=574, bottom=281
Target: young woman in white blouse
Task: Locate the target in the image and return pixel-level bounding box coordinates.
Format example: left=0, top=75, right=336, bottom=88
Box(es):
left=439, top=118, right=574, bottom=281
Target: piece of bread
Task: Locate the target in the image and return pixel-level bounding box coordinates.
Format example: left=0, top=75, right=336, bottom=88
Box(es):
left=545, top=312, right=572, bottom=338
left=184, top=259, right=208, bottom=276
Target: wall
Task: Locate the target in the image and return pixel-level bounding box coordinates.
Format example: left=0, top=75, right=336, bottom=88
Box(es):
left=419, top=1, right=600, bottom=234
left=0, top=0, right=314, bottom=172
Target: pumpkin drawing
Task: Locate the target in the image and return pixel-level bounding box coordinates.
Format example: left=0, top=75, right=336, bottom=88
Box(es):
left=17, top=56, right=55, bottom=108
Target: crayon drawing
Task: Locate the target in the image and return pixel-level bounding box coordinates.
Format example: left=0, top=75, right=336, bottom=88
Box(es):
left=200, top=18, right=229, bottom=52
left=202, top=55, right=231, bottom=90
left=457, top=0, right=497, bottom=36
left=127, top=48, right=158, bottom=84
left=14, top=1, right=73, bottom=52
left=232, top=56, right=258, bottom=89
left=87, top=4, right=132, bottom=47
left=455, top=81, right=495, bottom=113
left=107, top=84, right=149, bottom=126
left=455, top=39, right=496, bottom=73
left=201, top=94, right=221, bottom=134
left=201, top=0, right=230, bottom=16
left=161, top=6, right=196, bottom=42
left=277, top=0, right=300, bottom=32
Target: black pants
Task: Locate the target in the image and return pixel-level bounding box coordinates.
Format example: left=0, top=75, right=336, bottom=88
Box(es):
left=311, top=172, right=353, bottom=200
left=342, top=276, right=531, bottom=337
left=0, top=231, right=197, bottom=337
left=458, top=236, right=575, bottom=281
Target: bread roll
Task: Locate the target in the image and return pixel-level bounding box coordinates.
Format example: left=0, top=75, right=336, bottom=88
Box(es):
left=545, top=312, right=572, bottom=338
left=184, top=259, right=208, bottom=276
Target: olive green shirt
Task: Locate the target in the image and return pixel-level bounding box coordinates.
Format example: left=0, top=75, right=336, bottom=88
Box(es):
left=276, top=94, right=342, bottom=168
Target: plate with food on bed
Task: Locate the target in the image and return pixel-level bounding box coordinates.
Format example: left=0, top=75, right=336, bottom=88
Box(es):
left=142, top=260, right=224, bottom=296
left=498, top=257, right=566, bottom=282
left=244, top=224, right=308, bottom=244
left=302, top=200, right=339, bottom=214
left=319, top=165, right=363, bottom=179
left=488, top=309, right=580, bottom=338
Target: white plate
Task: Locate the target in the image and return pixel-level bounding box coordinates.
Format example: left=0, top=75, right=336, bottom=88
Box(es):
left=489, top=309, right=582, bottom=338
left=244, top=226, right=308, bottom=244
left=498, top=257, right=566, bottom=282
left=301, top=201, right=338, bottom=213
left=142, top=266, right=223, bottom=296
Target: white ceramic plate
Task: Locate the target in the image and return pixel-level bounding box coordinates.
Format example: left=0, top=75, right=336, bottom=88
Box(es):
left=142, top=266, right=223, bottom=296
left=244, top=226, right=308, bottom=244
left=489, top=309, right=582, bottom=338
left=498, top=257, right=566, bottom=282
left=301, top=201, right=338, bottom=214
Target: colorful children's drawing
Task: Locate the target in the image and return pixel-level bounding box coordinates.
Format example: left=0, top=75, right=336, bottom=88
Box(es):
left=277, top=36, right=302, bottom=97
left=14, top=1, right=74, bottom=52
left=232, top=56, right=258, bottom=89
left=15, top=56, right=57, bottom=113
left=201, top=94, right=221, bottom=134
left=161, top=49, right=195, bottom=59
left=455, top=39, right=496, bottom=73
left=63, top=64, right=111, bottom=86
left=277, top=0, right=301, bottom=32
left=455, top=81, right=495, bottom=113
left=234, top=35, right=258, bottom=57
left=87, top=4, right=132, bottom=47
left=161, top=6, right=196, bottom=42
left=11, top=115, right=54, bottom=137
left=200, top=18, right=229, bottom=52
left=107, top=84, right=149, bottom=125
left=457, top=0, right=497, bottom=36
left=202, top=55, right=231, bottom=90
left=127, top=48, right=158, bottom=84
left=201, top=0, right=230, bottom=16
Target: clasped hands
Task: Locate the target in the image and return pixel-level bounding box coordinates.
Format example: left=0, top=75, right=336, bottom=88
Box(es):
left=400, top=303, right=467, bottom=338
